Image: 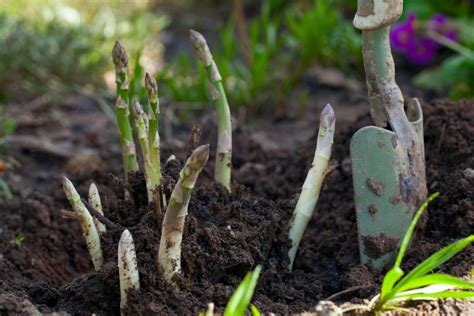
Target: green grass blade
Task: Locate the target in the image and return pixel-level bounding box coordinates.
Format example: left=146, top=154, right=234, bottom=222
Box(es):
left=393, top=235, right=474, bottom=293
left=394, top=193, right=439, bottom=268
left=396, top=273, right=474, bottom=293
left=224, top=266, right=262, bottom=316
left=387, top=291, right=474, bottom=305
left=379, top=267, right=404, bottom=303
left=250, top=304, right=261, bottom=316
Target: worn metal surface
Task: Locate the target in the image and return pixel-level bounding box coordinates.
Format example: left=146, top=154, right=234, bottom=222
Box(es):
left=352, top=0, right=427, bottom=270
left=353, top=0, right=403, bottom=30
left=351, top=100, right=424, bottom=269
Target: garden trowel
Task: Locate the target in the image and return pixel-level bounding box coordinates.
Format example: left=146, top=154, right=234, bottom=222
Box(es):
left=351, top=0, right=427, bottom=270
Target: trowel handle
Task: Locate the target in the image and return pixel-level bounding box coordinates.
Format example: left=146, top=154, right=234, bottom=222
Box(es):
left=354, top=0, right=404, bottom=128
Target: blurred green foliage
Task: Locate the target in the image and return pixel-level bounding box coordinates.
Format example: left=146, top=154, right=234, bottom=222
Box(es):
left=404, top=0, right=473, bottom=19
left=0, top=13, right=106, bottom=101
left=286, top=0, right=362, bottom=72
left=0, top=0, right=168, bottom=103
left=157, top=0, right=362, bottom=110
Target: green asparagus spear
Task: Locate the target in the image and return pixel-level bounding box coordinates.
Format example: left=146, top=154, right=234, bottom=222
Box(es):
left=112, top=41, right=139, bottom=182
left=158, top=145, right=210, bottom=285
left=190, top=30, right=232, bottom=191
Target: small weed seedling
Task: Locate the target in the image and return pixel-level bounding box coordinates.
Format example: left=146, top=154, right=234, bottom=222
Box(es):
left=343, top=193, right=474, bottom=314
left=9, top=234, right=25, bottom=247
left=200, top=266, right=262, bottom=316
left=224, top=265, right=262, bottom=316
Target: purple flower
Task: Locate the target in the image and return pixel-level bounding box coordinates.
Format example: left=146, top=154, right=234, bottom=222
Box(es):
left=390, top=13, right=417, bottom=53
left=390, top=12, right=458, bottom=65
left=429, top=14, right=457, bottom=43
left=406, top=38, right=437, bottom=64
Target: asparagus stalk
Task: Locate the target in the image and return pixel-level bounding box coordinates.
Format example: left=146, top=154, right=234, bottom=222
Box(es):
left=287, top=104, right=335, bottom=270
left=190, top=30, right=232, bottom=191
left=63, top=177, right=103, bottom=271
left=133, top=101, right=157, bottom=203
left=158, top=145, right=210, bottom=285
left=88, top=183, right=106, bottom=235
left=118, top=229, right=140, bottom=315
left=144, top=73, right=163, bottom=205
left=112, top=41, right=139, bottom=182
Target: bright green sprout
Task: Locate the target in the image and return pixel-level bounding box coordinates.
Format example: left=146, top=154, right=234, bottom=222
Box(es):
left=343, top=192, right=474, bottom=314
left=10, top=234, right=25, bottom=247
left=112, top=41, right=139, bottom=184
left=190, top=30, right=233, bottom=192
left=224, top=265, right=262, bottom=316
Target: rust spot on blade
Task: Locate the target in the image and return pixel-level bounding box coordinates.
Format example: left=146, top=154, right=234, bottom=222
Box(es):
left=368, top=204, right=378, bottom=217
left=366, top=178, right=384, bottom=196
left=362, top=233, right=399, bottom=259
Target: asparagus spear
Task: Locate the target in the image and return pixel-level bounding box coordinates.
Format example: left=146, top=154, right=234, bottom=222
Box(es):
left=133, top=101, right=158, bottom=203
left=144, top=73, right=163, bottom=205
left=287, top=104, right=335, bottom=270
left=63, top=177, right=103, bottom=271
left=158, top=145, right=210, bottom=285
left=190, top=30, right=232, bottom=191
left=88, top=183, right=106, bottom=235
left=118, top=229, right=140, bottom=315
left=112, top=41, right=139, bottom=182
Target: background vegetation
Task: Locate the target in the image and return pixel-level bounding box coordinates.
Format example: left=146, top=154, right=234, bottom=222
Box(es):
left=0, top=0, right=472, bottom=114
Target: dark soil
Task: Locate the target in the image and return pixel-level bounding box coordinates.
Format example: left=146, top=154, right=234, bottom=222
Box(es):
left=0, top=98, right=472, bottom=315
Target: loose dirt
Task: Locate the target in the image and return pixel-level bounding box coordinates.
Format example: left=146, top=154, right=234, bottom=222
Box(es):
left=0, top=98, right=472, bottom=315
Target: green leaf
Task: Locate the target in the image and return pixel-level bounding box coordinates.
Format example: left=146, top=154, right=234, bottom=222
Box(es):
left=394, top=193, right=440, bottom=268
left=250, top=304, right=261, bottom=316
left=379, top=267, right=404, bottom=303
left=224, top=266, right=262, bottom=316
left=393, top=235, right=474, bottom=293
left=386, top=291, right=474, bottom=306
left=396, top=274, right=474, bottom=293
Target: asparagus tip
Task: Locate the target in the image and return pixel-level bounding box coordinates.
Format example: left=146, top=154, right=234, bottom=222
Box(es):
left=321, top=104, right=336, bottom=129
left=189, top=144, right=210, bottom=168
left=189, top=29, right=205, bottom=46
left=134, top=101, right=145, bottom=116
left=63, top=176, right=76, bottom=198
left=189, top=30, right=213, bottom=67
left=112, top=40, right=128, bottom=67
left=119, top=229, right=134, bottom=252
left=145, top=72, right=158, bottom=92
left=89, top=182, right=98, bottom=194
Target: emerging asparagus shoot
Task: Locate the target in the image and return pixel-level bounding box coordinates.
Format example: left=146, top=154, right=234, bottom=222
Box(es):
left=287, top=104, right=335, bottom=270
left=63, top=177, right=103, bottom=270
left=158, top=145, right=210, bottom=285
left=144, top=73, right=162, bottom=203
left=190, top=30, right=232, bottom=191
left=118, top=229, right=140, bottom=315
left=133, top=101, right=157, bottom=203
left=88, top=183, right=106, bottom=235
left=112, top=41, right=139, bottom=183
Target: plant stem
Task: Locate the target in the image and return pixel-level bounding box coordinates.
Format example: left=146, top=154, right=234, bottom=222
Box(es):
left=158, top=145, right=210, bottom=286
left=427, top=31, right=474, bottom=60
left=287, top=104, right=335, bottom=270
left=118, top=229, right=140, bottom=315
left=145, top=73, right=163, bottom=208
left=112, top=41, right=139, bottom=183
left=88, top=183, right=106, bottom=235
left=63, top=177, right=103, bottom=270
left=190, top=30, right=232, bottom=191
left=133, top=101, right=156, bottom=203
